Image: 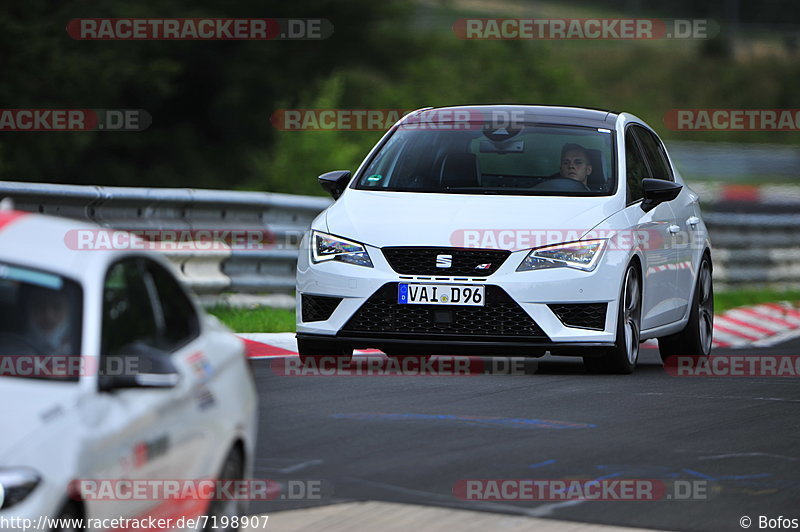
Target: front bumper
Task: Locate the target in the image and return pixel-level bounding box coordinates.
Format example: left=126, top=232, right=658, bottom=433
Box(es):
left=297, top=241, right=627, bottom=354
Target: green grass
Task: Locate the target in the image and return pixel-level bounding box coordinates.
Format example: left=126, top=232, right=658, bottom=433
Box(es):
left=205, top=291, right=800, bottom=332
left=206, top=305, right=296, bottom=333
left=714, top=290, right=800, bottom=314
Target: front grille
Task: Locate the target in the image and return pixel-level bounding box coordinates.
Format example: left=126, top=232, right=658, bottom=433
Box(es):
left=302, top=294, right=343, bottom=322
left=381, top=247, right=510, bottom=276
left=548, top=303, right=607, bottom=330
left=342, top=283, right=547, bottom=338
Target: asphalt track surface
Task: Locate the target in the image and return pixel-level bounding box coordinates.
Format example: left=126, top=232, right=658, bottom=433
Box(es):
left=249, top=339, right=800, bottom=532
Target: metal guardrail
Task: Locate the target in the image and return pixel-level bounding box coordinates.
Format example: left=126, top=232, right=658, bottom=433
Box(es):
left=704, top=211, right=800, bottom=286
left=668, top=140, right=800, bottom=181
left=1, top=180, right=799, bottom=294
left=0, top=180, right=331, bottom=294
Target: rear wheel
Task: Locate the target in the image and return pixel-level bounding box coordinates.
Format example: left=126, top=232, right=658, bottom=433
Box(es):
left=658, top=255, right=714, bottom=362
left=584, top=263, right=641, bottom=374
left=297, top=338, right=353, bottom=364
left=205, top=447, right=246, bottom=531
left=53, top=502, right=83, bottom=531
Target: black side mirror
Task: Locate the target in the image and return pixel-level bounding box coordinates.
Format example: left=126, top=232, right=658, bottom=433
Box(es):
left=641, top=178, right=682, bottom=212
left=318, top=170, right=351, bottom=200
left=98, top=341, right=180, bottom=392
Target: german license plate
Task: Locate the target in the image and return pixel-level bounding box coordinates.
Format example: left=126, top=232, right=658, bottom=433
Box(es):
left=397, top=284, right=485, bottom=306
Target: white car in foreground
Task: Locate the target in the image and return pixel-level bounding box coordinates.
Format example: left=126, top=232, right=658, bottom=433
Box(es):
left=296, top=105, right=713, bottom=373
left=0, top=209, right=258, bottom=530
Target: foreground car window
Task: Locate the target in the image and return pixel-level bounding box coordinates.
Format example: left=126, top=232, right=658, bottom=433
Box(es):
left=101, top=259, right=160, bottom=357
left=355, top=124, right=615, bottom=196
left=0, top=262, right=83, bottom=382
left=144, top=259, right=200, bottom=350
left=101, top=258, right=199, bottom=357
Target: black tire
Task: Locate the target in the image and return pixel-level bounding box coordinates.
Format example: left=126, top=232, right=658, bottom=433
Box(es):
left=53, top=502, right=84, bottom=532
left=658, top=255, right=714, bottom=362
left=205, top=446, right=246, bottom=532
left=297, top=338, right=353, bottom=364
left=584, top=263, right=642, bottom=375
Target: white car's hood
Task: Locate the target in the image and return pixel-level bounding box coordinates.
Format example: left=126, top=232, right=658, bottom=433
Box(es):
left=0, top=379, right=80, bottom=461
left=325, top=190, right=621, bottom=250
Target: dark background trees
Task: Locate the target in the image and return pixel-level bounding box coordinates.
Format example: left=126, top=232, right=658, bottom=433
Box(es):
left=1, top=0, right=798, bottom=195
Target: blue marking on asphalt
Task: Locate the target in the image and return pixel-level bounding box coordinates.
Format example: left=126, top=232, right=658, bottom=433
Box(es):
left=528, top=459, right=557, bottom=469
left=331, top=413, right=597, bottom=429
left=715, top=474, right=773, bottom=480
left=682, top=468, right=716, bottom=480
left=683, top=469, right=772, bottom=481
left=592, top=472, right=624, bottom=480
left=595, top=464, right=681, bottom=479
left=589, top=465, right=776, bottom=485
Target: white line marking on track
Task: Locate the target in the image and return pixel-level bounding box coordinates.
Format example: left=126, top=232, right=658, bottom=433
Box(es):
left=342, top=476, right=587, bottom=518
left=276, top=459, right=324, bottom=474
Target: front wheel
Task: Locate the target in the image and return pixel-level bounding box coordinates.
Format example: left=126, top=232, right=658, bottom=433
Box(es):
left=658, top=255, right=714, bottom=362
left=584, top=263, right=641, bottom=374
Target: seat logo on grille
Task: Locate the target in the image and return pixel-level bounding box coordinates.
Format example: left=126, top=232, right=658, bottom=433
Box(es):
left=436, top=254, right=453, bottom=268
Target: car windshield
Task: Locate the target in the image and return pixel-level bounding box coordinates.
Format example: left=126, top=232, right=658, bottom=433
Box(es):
left=0, top=262, right=83, bottom=382
left=355, top=123, right=616, bottom=196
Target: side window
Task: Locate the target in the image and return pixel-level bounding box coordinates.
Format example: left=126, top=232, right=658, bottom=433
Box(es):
left=358, top=134, right=408, bottom=188
left=633, top=126, right=673, bottom=181
left=624, top=128, right=647, bottom=204
left=145, top=260, right=200, bottom=350
left=101, top=259, right=159, bottom=356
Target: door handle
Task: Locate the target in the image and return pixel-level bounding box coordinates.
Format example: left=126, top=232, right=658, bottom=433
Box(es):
left=687, top=216, right=700, bottom=227
left=668, top=225, right=681, bottom=234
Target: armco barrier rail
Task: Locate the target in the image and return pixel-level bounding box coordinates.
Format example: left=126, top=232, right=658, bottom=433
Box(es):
left=1, top=180, right=799, bottom=294
left=703, top=212, right=800, bottom=287
left=0, top=180, right=331, bottom=294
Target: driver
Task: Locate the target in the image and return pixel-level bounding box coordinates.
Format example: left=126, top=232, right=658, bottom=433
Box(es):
left=26, top=286, right=73, bottom=355
left=559, top=143, right=593, bottom=186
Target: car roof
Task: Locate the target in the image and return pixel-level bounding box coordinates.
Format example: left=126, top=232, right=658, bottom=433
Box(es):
left=0, top=210, right=133, bottom=283
left=405, top=104, right=619, bottom=129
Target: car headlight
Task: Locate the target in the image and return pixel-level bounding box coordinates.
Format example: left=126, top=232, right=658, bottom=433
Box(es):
left=311, top=231, right=373, bottom=268
left=517, top=239, right=607, bottom=272
left=0, top=467, right=41, bottom=510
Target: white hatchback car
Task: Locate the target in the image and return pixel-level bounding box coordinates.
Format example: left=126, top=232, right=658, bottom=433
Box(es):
left=296, top=105, right=713, bottom=374
left=0, top=210, right=258, bottom=530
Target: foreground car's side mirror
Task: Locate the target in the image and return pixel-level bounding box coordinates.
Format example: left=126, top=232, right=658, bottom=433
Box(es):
left=318, top=170, right=351, bottom=200
left=98, top=341, right=180, bottom=392
left=641, top=178, right=682, bottom=212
